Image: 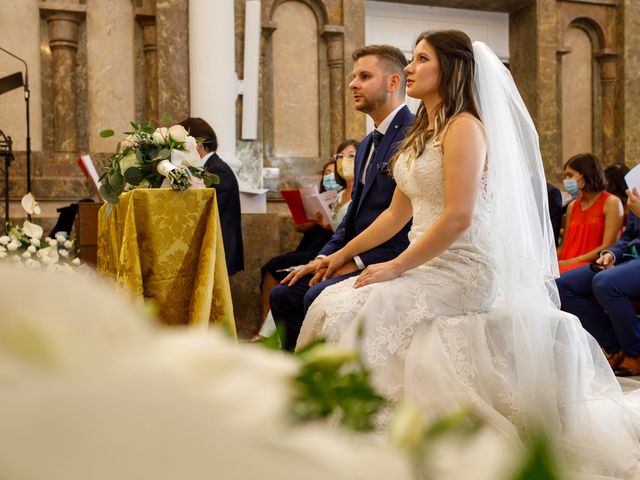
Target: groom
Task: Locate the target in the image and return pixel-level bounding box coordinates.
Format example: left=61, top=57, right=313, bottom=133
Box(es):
left=270, top=44, right=414, bottom=350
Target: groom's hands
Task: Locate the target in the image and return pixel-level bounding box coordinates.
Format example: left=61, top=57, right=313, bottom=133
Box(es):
left=281, top=258, right=323, bottom=286
left=280, top=253, right=360, bottom=287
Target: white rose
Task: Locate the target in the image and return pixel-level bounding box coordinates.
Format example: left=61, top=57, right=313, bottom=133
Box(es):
left=72, top=257, right=81, bottom=266
left=156, top=159, right=176, bottom=178
left=27, top=245, right=36, bottom=253
left=152, top=127, right=169, bottom=144
left=30, top=238, right=40, bottom=246
left=389, top=402, right=426, bottom=450
left=7, top=241, right=19, bottom=252
left=59, top=249, right=69, bottom=258
left=168, top=124, right=188, bottom=143
left=0, top=235, right=9, bottom=245
left=22, top=220, right=43, bottom=241
left=299, top=344, right=358, bottom=369
left=21, top=251, right=32, bottom=259
left=63, top=240, right=73, bottom=249
left=38, top=245, right=59, bottom=265
left=184, top=136, right=198, bottom=153
left=120, top=134, right=137, bottom=149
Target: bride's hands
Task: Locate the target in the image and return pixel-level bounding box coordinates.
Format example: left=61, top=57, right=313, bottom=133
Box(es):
left=354, top=261, right=403, bottom=288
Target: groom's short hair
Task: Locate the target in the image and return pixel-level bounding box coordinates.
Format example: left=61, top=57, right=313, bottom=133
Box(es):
left=352, top=44, right=408, bottom=84
left=179, top=117, right=218, bottom=153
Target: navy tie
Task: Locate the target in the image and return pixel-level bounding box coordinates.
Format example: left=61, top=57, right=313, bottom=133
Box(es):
left=364, top=130, right=384, bottom=182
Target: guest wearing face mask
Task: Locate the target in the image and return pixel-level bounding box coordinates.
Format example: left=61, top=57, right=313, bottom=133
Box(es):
left=252, top=142, right=355, bottom=342
left=557, top=153, right=623, bottom=273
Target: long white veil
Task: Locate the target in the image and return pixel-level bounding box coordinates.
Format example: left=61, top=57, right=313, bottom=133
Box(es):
left=472, top=41, right=640, bottom=477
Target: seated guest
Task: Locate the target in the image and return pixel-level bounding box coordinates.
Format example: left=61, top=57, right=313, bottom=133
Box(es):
left=330, top=140, right=358, bottom=231
left=179, top=117, right=244, bottom=276
left=557, top=187, right=640, bottom=376
left=547, top=182, right=563, bottom=246
left=605, top=163, right=631, bottom=223
left=253, top=150, right=351, bottom=342
left=557, top=153, right=623, bottom=273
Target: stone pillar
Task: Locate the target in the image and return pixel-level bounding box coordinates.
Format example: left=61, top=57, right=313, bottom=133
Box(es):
left=188, top=0, right=239, bottom=169
left=41, top=5, right=86, bottom=152
left=597, top=52, right=618, bottom=165
left=136, top=8, right=158, bottom=122
left=321, top=25, right=345, bottom=153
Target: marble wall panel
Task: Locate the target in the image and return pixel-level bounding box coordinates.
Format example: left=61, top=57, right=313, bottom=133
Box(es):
left=272, top=1, right=320, bottom=158
left=619, top=0, right=640, bottom=166
left=156, top=0, right=190, bottom=125
left=343, top=0, right=366, bottom=142
left=561, top=27, right=593, bottom=161
left=86, top=0, right=135, bottom=153
left=0, top=0, right=43, bottom=151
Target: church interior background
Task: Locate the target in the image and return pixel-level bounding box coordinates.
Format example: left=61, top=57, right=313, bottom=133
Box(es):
left=1, top=0, right=638, bottom=335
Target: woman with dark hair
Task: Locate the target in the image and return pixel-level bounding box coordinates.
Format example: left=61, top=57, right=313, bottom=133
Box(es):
left=252, top=141, right=356, bottom=342
left=557, top=153, right=623, bottom=273
left=605, top=163, right=631, bottom=222
left=296, top=30, right=640, bottom=476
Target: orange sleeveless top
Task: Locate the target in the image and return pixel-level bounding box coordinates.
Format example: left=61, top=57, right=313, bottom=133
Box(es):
left=559, top=192, right=613, bottom=273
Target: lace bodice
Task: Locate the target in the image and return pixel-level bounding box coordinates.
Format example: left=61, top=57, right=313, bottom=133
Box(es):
left=393, top=142, right=492, bottom=251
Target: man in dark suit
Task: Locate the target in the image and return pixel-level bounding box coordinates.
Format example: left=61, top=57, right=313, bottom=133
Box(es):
left=179, top=117, right=244, bottom=276
left=270, top=45, right=414, bottom=350
left=557, top=187, right=640, bottom=376
left=547, top=182, right=563, bottom=246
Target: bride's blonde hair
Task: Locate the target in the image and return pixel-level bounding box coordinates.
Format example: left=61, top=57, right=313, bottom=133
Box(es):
left=392, top=30, right=480, bottom=169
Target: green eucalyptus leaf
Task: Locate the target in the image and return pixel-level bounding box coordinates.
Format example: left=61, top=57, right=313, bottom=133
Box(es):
left=99, top=129, right=115, bottom=138
left=123, top=167, right=144, bottom=185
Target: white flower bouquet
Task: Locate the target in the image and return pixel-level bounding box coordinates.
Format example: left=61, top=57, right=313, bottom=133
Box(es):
left=98, top=121, right=219, bottom=204
left=0, top=193, right=82, bottom=271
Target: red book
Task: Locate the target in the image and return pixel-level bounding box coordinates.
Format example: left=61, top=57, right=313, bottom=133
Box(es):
left=280, top=189, right=312, bottom=224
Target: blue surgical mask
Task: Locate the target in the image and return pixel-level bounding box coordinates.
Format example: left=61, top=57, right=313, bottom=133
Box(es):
left=322, top=173, right=341, bottom=191
left=563, top=178, right=581, bottom=197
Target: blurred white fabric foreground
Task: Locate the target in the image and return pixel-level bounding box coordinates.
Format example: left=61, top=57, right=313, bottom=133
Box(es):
left=0, top=265, right=416, bottom=480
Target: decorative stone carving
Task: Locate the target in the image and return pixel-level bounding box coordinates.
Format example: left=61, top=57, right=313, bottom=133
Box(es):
left=40, top=2, right=86, bottom=153
left=135, top=7, right=158, bottom=121
left=321, top=24, right=345, bottom=152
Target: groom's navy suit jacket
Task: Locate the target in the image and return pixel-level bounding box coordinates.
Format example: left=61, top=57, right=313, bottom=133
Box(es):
left=318, top=105, right=414, bottom=266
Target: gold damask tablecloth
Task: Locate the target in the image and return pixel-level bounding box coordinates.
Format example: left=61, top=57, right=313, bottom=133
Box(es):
left=97, top=189, right=236, bottom=336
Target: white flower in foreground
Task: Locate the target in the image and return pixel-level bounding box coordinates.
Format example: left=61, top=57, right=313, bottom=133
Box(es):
left=25, top=258, right=40, bottom=269
left=55, top=233, right=66, bottom=243
left=152, top=127, right=169, bottom=144
left=7, top=241, right=19, bottom=252
left=0, top=235, right=10, bottom=245
left=72, top=257, right=81, bottom=266
left=184, top=135, right=198, bottom=153
left=0, top=251, right=6, bottom=258
left=27, top=245, right=36, bottom=254
left=0, top=245, right=5, bottom=253
left=156, top=159, right=176, bottom=177
left=120, top=134, right=136, bottom=149
left=37, top=245, right=59, bottom=265
left=21, top=251, right=32, bottom=259
left=59, top=249, right=69, bottom=258
left=22, top=220, right=43, bottom=241
left=30, top=238, right=40, bottom=247
left=299, top=343, right=358, bottom=369
left=389, top=402, right=426, bottom=450
left=47, top=238, right=57, bottom=247
left=168, top=124, right=188, bottom=142
left=21, top=192, right=41, bottom=216
left=63, top=240, right=73, bottom=250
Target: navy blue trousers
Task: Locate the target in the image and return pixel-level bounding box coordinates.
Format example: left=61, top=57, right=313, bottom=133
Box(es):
left=556, top=260, right=640, bottom=356
left=270, top=270, right=360, bottom=351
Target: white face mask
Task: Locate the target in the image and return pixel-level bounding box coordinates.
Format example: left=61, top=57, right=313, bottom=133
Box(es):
left=563, top=178, right=581, bottom=197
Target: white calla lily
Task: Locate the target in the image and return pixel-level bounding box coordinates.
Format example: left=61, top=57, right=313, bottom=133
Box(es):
left=22, top=220, right=43, bottom=240
left=21, top=193, right=41, bottom=216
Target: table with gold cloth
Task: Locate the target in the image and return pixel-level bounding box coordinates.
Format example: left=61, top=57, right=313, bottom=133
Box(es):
left=97, top=189, right=235, bottom=336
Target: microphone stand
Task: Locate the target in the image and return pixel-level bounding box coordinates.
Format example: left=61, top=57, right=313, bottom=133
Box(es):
left=0, top=130, right=13, bottom=229
left=0, top=46, right=31, bottom=193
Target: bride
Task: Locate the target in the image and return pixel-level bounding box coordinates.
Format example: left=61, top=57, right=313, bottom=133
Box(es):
left=297, top=30, right=640, bottom=478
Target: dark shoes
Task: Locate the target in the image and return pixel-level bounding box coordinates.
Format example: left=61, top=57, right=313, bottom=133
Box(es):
left=613, top=354, right=640, bottom=377
left=605, top=350, right=625, bottom=370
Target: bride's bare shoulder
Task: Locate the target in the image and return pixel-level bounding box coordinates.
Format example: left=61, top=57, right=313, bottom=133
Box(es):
left=441, top=113, right=485, bottom=146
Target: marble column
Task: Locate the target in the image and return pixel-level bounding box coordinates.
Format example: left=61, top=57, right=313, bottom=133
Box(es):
left=321, top=25, right=345, bottom=153
left=188, top=0, right=240, bottom=170
left=136, top=9, right=158, bottom=122
left=597, top=52, right=617, bottom=165
left=41, top=6, right=86, bottom=152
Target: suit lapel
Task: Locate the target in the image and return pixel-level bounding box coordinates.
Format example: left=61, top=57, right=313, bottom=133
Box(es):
left=356, top=108, right=408, bottom=213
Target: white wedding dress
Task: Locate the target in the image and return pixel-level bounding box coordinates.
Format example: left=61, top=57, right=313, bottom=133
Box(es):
left=298, top=141, right=640, bottom=478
